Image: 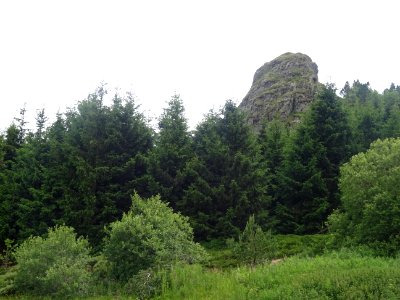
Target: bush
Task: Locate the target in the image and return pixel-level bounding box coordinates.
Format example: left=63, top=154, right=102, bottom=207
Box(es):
left=14, top=225, right=93, bottom=297
left=229, top=215, right=276, bottom=265
left=328, top=138, right=400, bottom=254
left=103, top=193, right=208, bottom=282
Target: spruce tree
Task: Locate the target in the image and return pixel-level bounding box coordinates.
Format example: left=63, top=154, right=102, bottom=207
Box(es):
left=277, top=84, right=352, bottom=233
left=0, top=115, right=31, bottom=242
left=149, top=94, right=193, bottom=209
left=181, top=101, right=269, bottom=238
left=56, top=87, right=154, bottom=245
left=258, top=119, right=288, bottom=229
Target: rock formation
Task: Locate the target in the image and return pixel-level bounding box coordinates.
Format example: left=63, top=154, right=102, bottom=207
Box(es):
left=239, top=52, right=319, bottom=131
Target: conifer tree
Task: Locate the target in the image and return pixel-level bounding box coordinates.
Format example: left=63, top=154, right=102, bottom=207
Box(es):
left=0, top=115, right=31, bottom=242
left=56, top=87, right=154, bottom=245
left=277, top=84, right=352, bottom=233
left=181, top=101, right=269, bottom=238
left=0, top=109, right=52, bottom=242
left=258, top=119, right=288, bottom=229
left=149, top=94, right=193, bottom=209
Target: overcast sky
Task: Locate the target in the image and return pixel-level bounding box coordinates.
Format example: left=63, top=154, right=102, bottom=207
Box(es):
left=1, top=0, right=399, bottom=132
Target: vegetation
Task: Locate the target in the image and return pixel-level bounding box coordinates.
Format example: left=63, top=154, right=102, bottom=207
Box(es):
left=103, top=193, right=208, bottom=282
left=159, top=251, right=400, bottom=299
left=178, top=100, right=269, bottom=239
left=328, top=138, right=400, bottom=254
left=275, top=85, right=352, bottom=234
left=229, top=215, right=276, bottom=265
left=0, top=80, right=400, bottom=298
left=13, top=225, right=92, bottom=298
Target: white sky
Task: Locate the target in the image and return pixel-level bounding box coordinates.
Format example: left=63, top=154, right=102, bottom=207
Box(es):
left=1, top=0, right=399, bottom=132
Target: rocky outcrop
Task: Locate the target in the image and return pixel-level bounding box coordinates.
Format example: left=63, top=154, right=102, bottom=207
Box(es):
left=239, top=52, right=319, bottom=131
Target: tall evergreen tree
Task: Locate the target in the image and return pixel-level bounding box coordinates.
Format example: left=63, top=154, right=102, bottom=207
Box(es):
left=0, top=119, right=29, bottom=243
left=181, top=101, right=269, bottom=239
left=277, top=84, right=352, bottom=233
left=381, top=88, right=400, bottom=138
left=14, top=105, right=28, bottom=145
left=0, top=109, right=53, bottom=241
left=258, top=119, right=289, bottom=229
left=178, top=112, right=225, bottom=239
left=58, top=87, right=154, bottom=245
left=149, top=94, right=193, bottom=208
left=340, top=80, right=384, bottom=153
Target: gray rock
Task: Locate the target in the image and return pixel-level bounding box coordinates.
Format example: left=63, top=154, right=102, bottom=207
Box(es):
left=239, top=52, right=319, bottom=132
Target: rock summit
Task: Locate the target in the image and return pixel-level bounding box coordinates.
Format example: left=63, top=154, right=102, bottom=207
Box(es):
left=239, top=52, right=319, bottom=131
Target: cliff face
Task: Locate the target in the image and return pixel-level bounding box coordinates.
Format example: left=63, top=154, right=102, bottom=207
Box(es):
left=239, top=52, right=319, bottom=131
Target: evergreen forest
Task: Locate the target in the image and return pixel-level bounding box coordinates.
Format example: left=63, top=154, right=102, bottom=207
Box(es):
left=1, top=81, right=400, bottom=299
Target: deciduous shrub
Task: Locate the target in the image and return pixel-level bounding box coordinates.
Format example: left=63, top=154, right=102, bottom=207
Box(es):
left=103, top=193, right=208, bottom=282
left=14, top=225, right=92, bottom=297
left=328, top=138, right=400, bottom=255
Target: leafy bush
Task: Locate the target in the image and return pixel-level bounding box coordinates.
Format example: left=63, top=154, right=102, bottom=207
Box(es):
left=14, top=225, right=93, bottom=297
left=229, top=215, right=276, bottom=265
left=103, top=193, right=208, bottom=282
left=328, top=138, right=400, bottom=254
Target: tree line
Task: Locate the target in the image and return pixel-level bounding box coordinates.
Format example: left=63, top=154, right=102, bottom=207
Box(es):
left=1, top=81, right=400, bottom=248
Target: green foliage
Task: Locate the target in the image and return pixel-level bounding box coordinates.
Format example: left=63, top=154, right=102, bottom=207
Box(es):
left=277, top=84, right=352, bottom=233
left=341, top=80, right=400, bottom=153
left=159, top=252, right=400, bottom=299
left=103, top=193, right=208, bottom=282
left=328, top=138, right=400, bottom=254
left=274, top=234, right=333, bottom=257
left=149, top=94, right=193, bottom=209
left=0, top=86, right=156, bottom=246
left=204, top=234, right=331, bottom=269
left=124, top=268, right=168, bottom=300
left=258, top=119, right=289, bottom=229
left=13, top=225, right=93, bottom=298
left=230, top=215, right=276, bottom=265
left=2, top=81, right=400, bottom=298
left=0, top=239, right=16, bottom=268
left=59, top=88, right=154, bottom=245
left=180, top=101, right=269, bottom=238
left=0, top=266, right=17, bottom=296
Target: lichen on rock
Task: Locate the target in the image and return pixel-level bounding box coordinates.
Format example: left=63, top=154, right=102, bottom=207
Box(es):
left=239, top=52, right=319, bottom=132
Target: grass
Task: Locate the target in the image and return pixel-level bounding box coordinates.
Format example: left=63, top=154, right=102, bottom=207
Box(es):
left=158, top=251, right=400, bottom=299
left=202, top=234, right=333, bottom=269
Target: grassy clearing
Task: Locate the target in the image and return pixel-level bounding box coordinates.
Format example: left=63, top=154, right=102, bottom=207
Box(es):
left=158, top=251, right=400, bottom=299
left=203, top=234, right=332, bottom=269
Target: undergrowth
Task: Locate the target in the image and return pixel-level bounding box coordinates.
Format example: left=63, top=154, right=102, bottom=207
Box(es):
left=158, top=250, right=400, bottom=299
